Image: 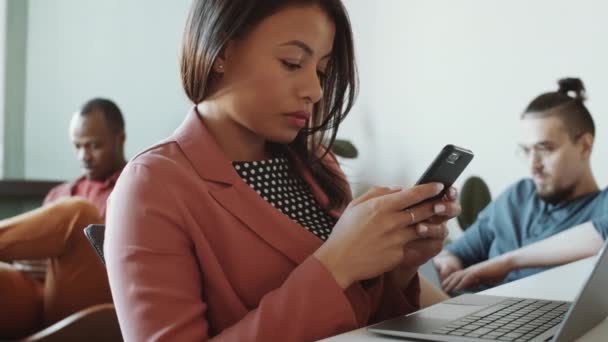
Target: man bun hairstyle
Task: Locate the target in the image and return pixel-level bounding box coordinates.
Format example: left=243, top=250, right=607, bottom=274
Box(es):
left=522, top=77, right=595, bottom=140
left=557, top=77, right=586, bottom=101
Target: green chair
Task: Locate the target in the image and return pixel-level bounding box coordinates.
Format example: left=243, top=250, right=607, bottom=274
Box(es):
left=457, top=176, right=491, bottom=231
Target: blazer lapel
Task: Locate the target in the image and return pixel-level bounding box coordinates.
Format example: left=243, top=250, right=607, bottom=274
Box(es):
left=209, top=183, right=323, bottom=264
left=173, top=109, right=324, bottom=265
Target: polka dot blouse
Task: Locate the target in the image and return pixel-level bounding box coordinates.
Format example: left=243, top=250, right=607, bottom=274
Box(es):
left=232, top=157, right=336, bottom=241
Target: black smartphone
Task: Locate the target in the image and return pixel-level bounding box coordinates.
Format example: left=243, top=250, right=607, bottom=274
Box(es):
left=415, top=144, right=474, bottom=200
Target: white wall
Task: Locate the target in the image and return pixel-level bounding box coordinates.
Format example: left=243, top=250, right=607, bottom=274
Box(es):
left=21, top=0, right=608, bottom=194
left=341, top=0, right=608, bottom=197
left=25, top=0, right=191, bottom=180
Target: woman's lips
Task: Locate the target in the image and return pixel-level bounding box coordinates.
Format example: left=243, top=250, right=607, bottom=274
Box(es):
left=285, top=111, right=310, bottom=128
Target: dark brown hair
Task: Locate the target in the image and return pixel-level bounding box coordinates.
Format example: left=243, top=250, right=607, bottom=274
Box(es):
left=522, top=77, right=595, bottom=140
left=180, top=0, right=357, bottom=209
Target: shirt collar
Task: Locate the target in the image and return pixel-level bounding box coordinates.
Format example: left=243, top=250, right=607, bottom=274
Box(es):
left=70, top=166, right=125, bottom=192
left=103, top=167, right=124, bottom=188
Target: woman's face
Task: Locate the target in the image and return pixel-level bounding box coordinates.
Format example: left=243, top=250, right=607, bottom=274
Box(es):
left=213, top=5, right=335, bottom=144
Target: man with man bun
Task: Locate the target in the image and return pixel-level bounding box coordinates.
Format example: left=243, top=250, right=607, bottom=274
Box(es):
left=435, top=78, right=608, bottom=292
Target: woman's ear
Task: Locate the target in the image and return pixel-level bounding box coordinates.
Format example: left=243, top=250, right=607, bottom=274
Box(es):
left=213, top=59, right=225, bottom=73
left=213, top=40, right=236, bottom=74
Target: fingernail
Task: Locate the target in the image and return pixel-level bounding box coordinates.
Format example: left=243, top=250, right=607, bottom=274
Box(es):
left=418, top=225, right=428, bottom=234
left=434, top=204, right=446, bottom=213
left=449, top=187, right=457, bottom=198
left=389, top=185, right=403, bottom=191
left=436, top=183, right=445, bottom=193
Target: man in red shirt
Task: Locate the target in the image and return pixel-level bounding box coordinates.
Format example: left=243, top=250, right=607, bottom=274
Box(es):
left=0, top=98, right=127, bottom=338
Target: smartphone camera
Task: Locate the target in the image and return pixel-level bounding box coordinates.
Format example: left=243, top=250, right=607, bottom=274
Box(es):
left=447, top=152, right=460, bottom=164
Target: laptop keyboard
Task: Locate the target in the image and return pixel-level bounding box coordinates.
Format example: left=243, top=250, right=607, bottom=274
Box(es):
left=431, top=298, right=570, bottom=341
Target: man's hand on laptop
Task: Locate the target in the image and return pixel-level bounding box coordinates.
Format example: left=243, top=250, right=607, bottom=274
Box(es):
left=433, top=251, right=463, bottom=280
left=441, top=256, right=512, bottom=292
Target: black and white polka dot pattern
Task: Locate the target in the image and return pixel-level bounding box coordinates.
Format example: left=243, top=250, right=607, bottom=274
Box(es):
left=232, top=157, right=336, bottom=241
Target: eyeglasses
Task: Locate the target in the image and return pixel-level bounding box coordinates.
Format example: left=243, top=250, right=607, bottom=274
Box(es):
left=516, top=133, right=584, bottom=162
left=516, top=144, right=556, bottom=161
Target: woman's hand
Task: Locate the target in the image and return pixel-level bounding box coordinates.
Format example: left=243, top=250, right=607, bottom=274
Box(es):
left=315, top=183, right=454, bottom=289
left=390, top=222, right=448, bottom=287
left=417, top=187, right=461, bottom=225
left=390, top=187, right=461, bottom=287
left=405, top=186, right=461, bottom=265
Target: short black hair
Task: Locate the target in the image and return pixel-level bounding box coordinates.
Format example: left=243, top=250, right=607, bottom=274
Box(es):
left=80, top=98, right=125, bottom=134
left=522, top=78, right=595, bottom=140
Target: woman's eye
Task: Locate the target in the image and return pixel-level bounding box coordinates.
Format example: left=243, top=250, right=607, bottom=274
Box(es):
left=281, top=60, right=301, bottom=70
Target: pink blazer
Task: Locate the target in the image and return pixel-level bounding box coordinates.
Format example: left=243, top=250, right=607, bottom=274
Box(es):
left=105, top=110, right=420, bottom=341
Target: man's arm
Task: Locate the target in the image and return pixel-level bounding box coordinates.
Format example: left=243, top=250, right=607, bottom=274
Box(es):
left=433, top=250, right=464, bottom=280
left=443, top=214, right=496, bottom=266
left=433, top=210, right=497, bottom=283
left=502, top=221, right=603, bottom=269
left=442, top=221, right=605, bottom=292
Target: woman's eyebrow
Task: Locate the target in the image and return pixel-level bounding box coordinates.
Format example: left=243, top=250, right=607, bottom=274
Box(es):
left=280, top=40, right=331, bottom=59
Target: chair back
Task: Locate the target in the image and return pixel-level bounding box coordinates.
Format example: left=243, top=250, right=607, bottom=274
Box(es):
left=22, top=304, right=122, bottom=342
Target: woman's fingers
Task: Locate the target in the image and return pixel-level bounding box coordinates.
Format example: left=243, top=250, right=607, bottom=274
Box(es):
left=416, top=222, right=449, bottom=239
left=397, top=199, right=458, bottom=227
left=444, top=187, right=458, bottom=201
left=425, top=204, right=462, bottom=227
left=379, top=183, right=444, bottom=212
left=350, top=186, right=402, bottom=207
left=354, top=184, right=460, bottom=233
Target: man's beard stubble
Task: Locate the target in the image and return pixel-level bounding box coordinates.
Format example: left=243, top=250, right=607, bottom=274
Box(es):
left=536, top=183, right=577, bottom=205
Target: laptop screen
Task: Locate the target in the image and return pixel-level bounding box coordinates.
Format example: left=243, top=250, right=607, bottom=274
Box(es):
left=553, top=240, right=608, bottom=341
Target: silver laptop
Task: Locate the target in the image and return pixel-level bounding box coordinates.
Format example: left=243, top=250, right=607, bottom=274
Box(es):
left=369, top=241, right=608, bottom=341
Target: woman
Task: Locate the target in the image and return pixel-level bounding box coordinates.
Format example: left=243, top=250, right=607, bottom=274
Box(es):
left=105, top=1, right=461, bottom=341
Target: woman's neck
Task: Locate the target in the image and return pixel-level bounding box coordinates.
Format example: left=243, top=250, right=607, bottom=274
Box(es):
left=196, top=103, right=268, bottom=161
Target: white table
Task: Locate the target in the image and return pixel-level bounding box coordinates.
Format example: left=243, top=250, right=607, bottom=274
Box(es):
left=321, top=257, right=608, bottom=341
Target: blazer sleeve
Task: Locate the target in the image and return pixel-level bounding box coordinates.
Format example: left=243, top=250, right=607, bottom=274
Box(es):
left=105, top=163, right=366, bottom=341
left=368, top=272, right=420, bottom=324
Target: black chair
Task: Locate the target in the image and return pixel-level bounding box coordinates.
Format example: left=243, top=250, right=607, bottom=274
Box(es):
left=83, top=224, right=106, bottom=265
left=21, top=304, right=121, bottom=342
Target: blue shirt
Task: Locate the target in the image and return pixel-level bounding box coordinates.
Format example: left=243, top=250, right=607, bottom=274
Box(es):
left=446, top=179, right=608, bottom=283
left=593, top=215, right=608, bottom=239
